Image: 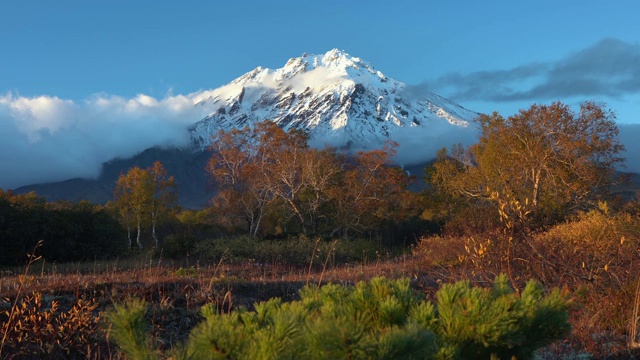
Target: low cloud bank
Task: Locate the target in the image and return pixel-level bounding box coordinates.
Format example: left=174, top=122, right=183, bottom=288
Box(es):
left=392, top=121, right=479, bottom=166
left=0, top=92, right=217, bottom=189
left=2, top=89, right=638, bottom=191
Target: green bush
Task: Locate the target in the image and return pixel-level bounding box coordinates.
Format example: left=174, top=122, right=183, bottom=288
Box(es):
left=107, top=275, right=570, bottom=360
left=431, top=275, right=571, bottom=359
left=161, top=234, right=197, bottom=259
left=106, top=298, right=155, bottom=360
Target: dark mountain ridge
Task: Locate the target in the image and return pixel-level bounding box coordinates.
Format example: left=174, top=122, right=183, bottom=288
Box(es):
left=15, top=147, right=212, bottom=209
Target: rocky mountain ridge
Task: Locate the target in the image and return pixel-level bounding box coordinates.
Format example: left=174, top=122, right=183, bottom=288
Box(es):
left=189, top=49, right=477, bottom=151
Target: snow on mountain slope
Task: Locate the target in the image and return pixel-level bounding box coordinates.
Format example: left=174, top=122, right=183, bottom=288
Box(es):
left=189, top=49, right=478, bottom=161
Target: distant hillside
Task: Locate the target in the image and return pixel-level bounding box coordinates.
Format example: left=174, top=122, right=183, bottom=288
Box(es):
left=612, top=171, right=640, bottom=201
left=15, top=151, right=638, bottom=210
left=15, top=147, right=212, bottom=209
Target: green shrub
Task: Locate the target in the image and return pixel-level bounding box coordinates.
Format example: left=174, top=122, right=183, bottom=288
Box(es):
left=106, top=298, right=155, bottom=360
left=431, top=274, right=571, bottom=359
left=172, top=267, right=198, bottom=278
left=107, top=276, right=570, bottom=360
left=161, top=234, right=197, bottom=259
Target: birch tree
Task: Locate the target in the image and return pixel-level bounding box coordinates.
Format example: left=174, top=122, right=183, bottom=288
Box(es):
left=207, top=121, right=413, bottom=237
left=149, top=161, right=177, bottom=248
left=114, top=162, right=176, bottom=248
left=114, top=167, right=150, bottom=249
left=429, top=101, right=624, bottom=229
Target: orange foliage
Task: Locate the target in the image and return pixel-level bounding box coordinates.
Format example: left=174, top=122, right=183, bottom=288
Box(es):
left=206, top=121, right=416, bottom=237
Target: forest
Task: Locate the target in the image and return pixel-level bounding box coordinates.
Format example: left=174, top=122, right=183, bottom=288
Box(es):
left=1, top=101, right=640, bottom=359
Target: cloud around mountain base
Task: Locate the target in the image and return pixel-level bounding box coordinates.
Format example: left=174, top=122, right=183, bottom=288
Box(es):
left=0, top=92, right=216, bottom=189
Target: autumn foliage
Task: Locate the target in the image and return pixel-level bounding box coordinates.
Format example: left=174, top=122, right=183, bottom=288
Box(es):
left=206, top=121, right=417, bottom=238
left=114, top=161, right=177, bottom=249
left=427, top=101, right=624, bottom=232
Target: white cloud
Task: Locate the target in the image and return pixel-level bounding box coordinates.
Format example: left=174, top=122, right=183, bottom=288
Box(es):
left=392, top=122, right=479, bottom=166
left=0, top=92, right=217, bottom=189
left=307, top=120, right=479, bottom=166
left=3, top=95, right=77, bottom=142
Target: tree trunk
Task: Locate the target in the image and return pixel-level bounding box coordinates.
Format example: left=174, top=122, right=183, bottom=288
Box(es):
left=136, top=214, right=143, bottom=249
left=152, top=215, right=158, bottom=248
left=251, top=211, right=263, bottom=238
left=532, top=167, right=541, bottom=208
left=287, top=200, right=307, bottom=234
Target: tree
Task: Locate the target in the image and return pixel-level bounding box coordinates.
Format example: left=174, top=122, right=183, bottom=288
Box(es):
left=332, top=142, right=413, bottom=237
left=114, top=167, right=150, bottom=249
left=0, top=190, right=127, bottom=264
left=207, top=121, right=414, bottom=238
left=148, top=162, right=177, bottom=248
left=206, top=124, right=273, bottom=236
left=252, top=122, right=340, bottom=235
left=429, top=101, right=625, bottom=230
left=207, top=121, right=340, bottom=236
left=294, top=148, right=343, bottom=234
left=250, top=121, right=310, bottom=234
left=114, top=162, right=177, bottom=249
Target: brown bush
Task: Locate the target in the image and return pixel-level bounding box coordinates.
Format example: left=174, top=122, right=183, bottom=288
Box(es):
left=532, top=209, right=639, bottom=288
left=441, top=204, right=503, bottom=237
left=530, top=209, right=640, bottom=356
left=414, top=207, right=640, bottom=356
left=414, top=233, right=510, bottom=285
left=0, top=292, right=102, bottom=359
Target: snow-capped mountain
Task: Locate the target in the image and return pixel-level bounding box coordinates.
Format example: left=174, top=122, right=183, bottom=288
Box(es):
left=189, top=49, right=478, bottom=150
left=13, top=50, right=480, bottom=208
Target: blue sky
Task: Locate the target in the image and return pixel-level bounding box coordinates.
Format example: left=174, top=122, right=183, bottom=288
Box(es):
left=1, top=1, right=640, bottom=188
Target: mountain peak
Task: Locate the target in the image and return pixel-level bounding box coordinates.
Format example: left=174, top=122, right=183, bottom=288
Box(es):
left=323, top=48, right=347, bottom=57
left=190, top=50, right=478, bottom=153
left=275, top=48, right=379, bottom=82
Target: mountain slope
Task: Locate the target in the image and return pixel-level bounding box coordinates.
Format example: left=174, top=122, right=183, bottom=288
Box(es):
left=190, top=49, right=477, bottom=151
left=15, top=147, right=212, bottom=209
